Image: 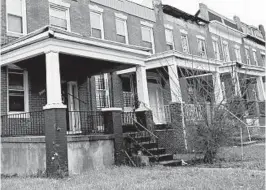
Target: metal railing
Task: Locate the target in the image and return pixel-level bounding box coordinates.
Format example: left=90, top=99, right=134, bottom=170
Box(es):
left=67, top=111, right=106, bottom=134
left=1, top=111, right=45, bottom=137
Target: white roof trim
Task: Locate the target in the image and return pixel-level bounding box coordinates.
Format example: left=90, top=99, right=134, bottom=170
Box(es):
left=222, top=40, right=228, bottom=45
left=234, top=44, right=240, bottom=48
left=164, top=24, right=173, bottom=30
left=212, top=36, right=218, bottom=41
left=180, top=29, right=188, bottom=34
left=89, top=4, right=103, bottom=13
left=196, top=35, right=205, bottom=40
left=115, top=13, right=127, bottom=20
left=48, top=0, right=70, bottom=8
left=140, top=21, right=153, bottom=28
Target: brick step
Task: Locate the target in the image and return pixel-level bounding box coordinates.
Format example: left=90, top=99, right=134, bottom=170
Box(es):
left=159, top=160, right=182, bottom=167
left=149, top=154, right=173, bottom=162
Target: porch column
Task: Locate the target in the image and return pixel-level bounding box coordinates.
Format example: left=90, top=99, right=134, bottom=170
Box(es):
left=212, top=72, right=223, bottom=104
left=43, top=51, right=66, bottom=109
left=168, top=64, right=182, bottom=102
left=231, top=69, right=241, bottom=96
left=136, top=66, right=150, bottom=110
left=256, top=76, right=266, bottom=101
left=43, top=51, right=68, bottom=178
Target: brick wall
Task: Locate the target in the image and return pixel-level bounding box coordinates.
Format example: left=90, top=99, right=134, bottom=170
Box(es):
left=1, top=67, right=7, bottom=115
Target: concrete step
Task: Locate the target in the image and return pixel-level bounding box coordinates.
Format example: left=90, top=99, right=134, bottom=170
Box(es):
left=143, top=148, right=166, bottom=156
left=149, top=154, right=173, bottom=162
left=159, top=160, right=182, bottom=167
left=136, top=142, right=157, bottom=149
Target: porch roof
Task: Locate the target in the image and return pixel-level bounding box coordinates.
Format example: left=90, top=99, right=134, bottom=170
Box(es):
left=1, top=26, right=151, bottom=67
left=219, top=62, right=265, bottom=76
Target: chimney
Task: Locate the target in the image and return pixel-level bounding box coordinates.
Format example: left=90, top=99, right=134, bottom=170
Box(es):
left=233, top=16, right=242, bottom=31
left=198, top=3, right=209, bottom=21
left=259, top=24, right=265, bottom=39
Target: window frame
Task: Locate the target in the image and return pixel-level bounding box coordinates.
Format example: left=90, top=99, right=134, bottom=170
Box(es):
left=115, top=13, right=128, bottom=44
left=180, top=30, right=190, bottom=54
left=48, top=0, right=71, bottom=31
left=7, top=67, right=29, bottom=115
left=141, top=21, right=155, bottom=54
left=95, top=74, right=110, bottom=108
left=222, top=41, right=230, bottom=62
left=252, top=49, right=258, bottom=66
left=234, top=45, right=242, bottom=63
left=212, top=37, right=220, bottom=60
left=261, top=51, right=265, bottom=66
left=6, top=0, right=27, bottom=37
left=196, top=36, right=207, bottom=58
left=165, top=25, right=174, bottom=51
left=245, top=46, right=251, bottom=65
left=89, top=4, right=104, bottom=40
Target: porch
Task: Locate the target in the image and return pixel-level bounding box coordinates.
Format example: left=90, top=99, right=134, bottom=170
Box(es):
left=0, top=26, right=150, bottom=176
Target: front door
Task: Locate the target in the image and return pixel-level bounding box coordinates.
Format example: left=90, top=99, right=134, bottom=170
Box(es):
left=67, top=81, right=81, bottom=133
left=148, top=79, right=166, bottom=124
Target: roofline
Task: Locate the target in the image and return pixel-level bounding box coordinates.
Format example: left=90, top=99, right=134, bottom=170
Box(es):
left=1, top=26, right=151, bottom=56
left=162, top=4, right=209, bottom=24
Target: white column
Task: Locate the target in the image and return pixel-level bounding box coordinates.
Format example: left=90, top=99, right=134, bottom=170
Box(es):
left=231, top=68, right=241, bottom=96
left=136, top=66, right=150, bottom=110
left=213, top=72, right=223, bottom=104
left=168, top=64, right=182, bottom=103
left=256, top=76, right=266, bottom=101
left=43, top=51, right=66, bottom=109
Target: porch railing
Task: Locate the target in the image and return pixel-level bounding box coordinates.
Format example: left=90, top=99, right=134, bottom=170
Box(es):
left=183, top=103, right=205, bottom=121
left=1, top=111, right=45, bottom=137
left=121, top=111, right=136, bottom=125
left=67, top=111, right=106, bottom=134
left=123, top=92, right=135, bottom=108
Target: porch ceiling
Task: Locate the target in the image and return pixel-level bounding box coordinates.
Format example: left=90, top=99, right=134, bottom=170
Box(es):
left=1, top=26, right=150, bottom=68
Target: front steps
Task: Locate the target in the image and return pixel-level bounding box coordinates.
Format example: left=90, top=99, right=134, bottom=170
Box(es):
left=123, top=125, right=181, bottom=166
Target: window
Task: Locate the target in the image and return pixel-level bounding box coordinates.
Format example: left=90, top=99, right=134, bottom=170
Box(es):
left=181, top=33, right=189, bottom=54
left=8, top=68, right=28, bottom=113
left=222, top=41, right=230, bottom=62
left=90, top=11, right=104, bottom=39
left=234, top=46, right=241, bottom=63
left=245, top=47, right=250, bottom=65
left=6, top=0, right=26, bottom=35
left=197, top=37, right=207, bottom=57
left=95, top=74, right=110, bottom=108
left=252, top=50, right=258, bottom=66
left=115, top=13, right=128, bottom=44
left=141, top=21, right=154, bottom=53
left=165, top=29, right=174, bottom=50
left=261, top=52, right=265, bottom=66
left=212, top=39, right=220, bottom=60
left=49, top=5, right=70, bottom=31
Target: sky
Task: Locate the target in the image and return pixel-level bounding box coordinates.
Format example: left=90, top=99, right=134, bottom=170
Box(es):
left=135, top=0, right=266, bottom=28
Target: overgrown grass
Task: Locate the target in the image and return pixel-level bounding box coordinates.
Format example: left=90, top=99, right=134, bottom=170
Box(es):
left=1, top=166, right=265, bottom=190
left=196, top=143, right=265, bottom=170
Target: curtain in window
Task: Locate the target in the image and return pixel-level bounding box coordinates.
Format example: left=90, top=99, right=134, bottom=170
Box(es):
left=141, top=26, right=151, bottom=42
left=90, top=12, right=101, bottom=29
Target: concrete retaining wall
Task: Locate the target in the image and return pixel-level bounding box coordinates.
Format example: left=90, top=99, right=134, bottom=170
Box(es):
left=1, top=135, right=115, bottom=176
